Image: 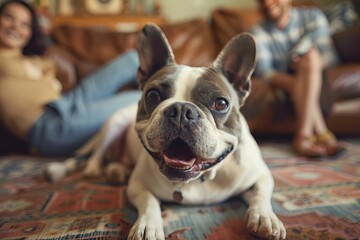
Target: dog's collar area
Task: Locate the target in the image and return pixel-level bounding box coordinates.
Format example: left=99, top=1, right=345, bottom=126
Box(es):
left=138, top=134, right=234, bottom=202
left=171, top=175, right=207, bottom=203
left=173, top=190, right=183, bottom=202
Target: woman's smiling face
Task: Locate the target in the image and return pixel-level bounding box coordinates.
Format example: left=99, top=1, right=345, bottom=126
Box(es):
left=0, top=2, right=32, bottom=52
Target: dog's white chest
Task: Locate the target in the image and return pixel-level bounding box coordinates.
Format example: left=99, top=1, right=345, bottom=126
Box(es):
left=146, top=155, right=259, bottom=205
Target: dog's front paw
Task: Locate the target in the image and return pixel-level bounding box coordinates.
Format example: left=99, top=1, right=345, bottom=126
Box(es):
left=83, top=159, right=103, bottom=178
left=105, top=162, right=130, bottom=184
left=44, top=162, right=68, bottom=182
left=44, top=158, right=78, bottom=182
left=128, top=216, right=165, bottom=240
left=246, top=207, right=286, bottom=240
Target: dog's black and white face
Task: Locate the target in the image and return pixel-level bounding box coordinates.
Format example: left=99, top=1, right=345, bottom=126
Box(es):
left=134, top=24, right=256, bottom=182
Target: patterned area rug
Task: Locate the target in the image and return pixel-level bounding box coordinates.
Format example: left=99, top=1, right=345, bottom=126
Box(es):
left=0, top=139, right=359, bottom=240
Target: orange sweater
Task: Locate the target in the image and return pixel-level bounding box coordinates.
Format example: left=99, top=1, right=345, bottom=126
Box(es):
left=0, top=54, right=61, bottom=139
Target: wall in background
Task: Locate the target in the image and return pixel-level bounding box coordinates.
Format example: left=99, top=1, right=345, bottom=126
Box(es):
left=157, top=0, right=351, bottom=23
left=0, top=0, right=350, bottom=24
left=157, top=0, right=256, bottom=23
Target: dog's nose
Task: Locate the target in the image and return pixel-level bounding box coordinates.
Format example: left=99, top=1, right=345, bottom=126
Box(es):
left=164, top=103, right=200, bottom=124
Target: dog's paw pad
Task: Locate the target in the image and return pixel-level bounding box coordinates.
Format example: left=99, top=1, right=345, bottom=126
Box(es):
left=44, top=162, right=68, bottom=182
left=105, top=163, right=130, bottom=184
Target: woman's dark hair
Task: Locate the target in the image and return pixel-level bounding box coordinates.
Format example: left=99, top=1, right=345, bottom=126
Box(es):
left=0, top=0, right=46, bottom=55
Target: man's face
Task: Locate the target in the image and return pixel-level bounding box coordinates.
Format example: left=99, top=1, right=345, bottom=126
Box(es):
left=257, top=0, right=291, bottom=22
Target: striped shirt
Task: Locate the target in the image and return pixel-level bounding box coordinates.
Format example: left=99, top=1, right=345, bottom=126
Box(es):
left=251, top=7, right=339, bottom=80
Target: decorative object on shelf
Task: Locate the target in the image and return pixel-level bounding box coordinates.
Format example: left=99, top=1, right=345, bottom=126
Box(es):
left=54, top=0, right=160, bottom=16
left=83, top=0, right=126, bottom=15
left=56, top=0, right=130, bottom=16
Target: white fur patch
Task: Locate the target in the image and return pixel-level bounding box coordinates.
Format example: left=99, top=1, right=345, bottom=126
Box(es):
left=173, top=66, right=205, bottom=101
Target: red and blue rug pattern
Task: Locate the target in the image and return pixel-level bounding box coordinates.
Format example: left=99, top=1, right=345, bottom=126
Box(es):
left=0, top=140, right=359, bottom=239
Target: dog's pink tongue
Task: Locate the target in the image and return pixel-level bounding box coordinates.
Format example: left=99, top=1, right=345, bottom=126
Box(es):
left=163, top=138, right=196, bottom=168
left=163, top=155, right=196, bottom=168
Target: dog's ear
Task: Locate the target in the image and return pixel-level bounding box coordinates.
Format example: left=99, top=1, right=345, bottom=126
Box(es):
left=212, top=33, right=256, bottom=106
left=136, top=24, right=176, bottom=89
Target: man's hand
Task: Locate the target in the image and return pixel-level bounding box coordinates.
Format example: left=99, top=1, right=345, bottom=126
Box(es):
left=290, top=47, right=323, bottom=73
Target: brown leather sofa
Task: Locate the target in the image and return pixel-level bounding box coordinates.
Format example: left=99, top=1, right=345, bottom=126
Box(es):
left=1, top=7, right=359, bottom=155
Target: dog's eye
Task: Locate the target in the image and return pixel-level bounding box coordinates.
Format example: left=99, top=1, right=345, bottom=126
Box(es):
left=212, top=97, right=228, bottom=111
left=146, top=89, right=161, bottom=103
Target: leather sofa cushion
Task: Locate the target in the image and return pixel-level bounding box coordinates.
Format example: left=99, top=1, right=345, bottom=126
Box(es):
left=327, top=64, right=360, bottom=100
left=50, top=19, right=218, bottom=84
left=211, top=8, right=262, bottom=50
left=159, top=19, right=218, bottom=67
left=51, top=25, right=139, bottom=66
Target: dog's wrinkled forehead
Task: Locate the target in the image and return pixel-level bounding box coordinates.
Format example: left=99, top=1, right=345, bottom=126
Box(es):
left=142, top=64, right=236, bottom=104
left=143, top=65, right=199, bottom=101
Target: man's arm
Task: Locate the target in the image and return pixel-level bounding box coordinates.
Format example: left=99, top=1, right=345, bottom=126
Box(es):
left=251, top=26, right=295, bottom=91
left=308, top=8, right=340, bottom=68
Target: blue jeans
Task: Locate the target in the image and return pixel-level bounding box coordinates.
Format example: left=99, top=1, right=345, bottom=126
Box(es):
left=27, top=50, right=141, bottom=156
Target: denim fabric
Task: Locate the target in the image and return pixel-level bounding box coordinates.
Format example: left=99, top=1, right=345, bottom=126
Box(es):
left=27, top=50, right=141, bottom=156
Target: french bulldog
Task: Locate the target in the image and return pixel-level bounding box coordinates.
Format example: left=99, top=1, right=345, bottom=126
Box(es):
left=46, top=23, right=286, bottom=240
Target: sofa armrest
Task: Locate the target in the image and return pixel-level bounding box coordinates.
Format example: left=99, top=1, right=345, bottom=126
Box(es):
left=327, top=63, right=360, bottom=100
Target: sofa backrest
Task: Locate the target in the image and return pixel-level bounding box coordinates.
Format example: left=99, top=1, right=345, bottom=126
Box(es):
left=49, top=2, right=357, bottom=92
left=50, top=18, right=218, bottom=90
left=211, top=8, right=262, bottom=52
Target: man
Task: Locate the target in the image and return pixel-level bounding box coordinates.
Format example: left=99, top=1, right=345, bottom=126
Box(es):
left=251, top=0, right=345, bottom=157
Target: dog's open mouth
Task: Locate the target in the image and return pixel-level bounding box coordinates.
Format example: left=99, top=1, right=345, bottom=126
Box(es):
left=148, top=137, right=233, bottom=182
left=163, top=138, right=197, bottom=170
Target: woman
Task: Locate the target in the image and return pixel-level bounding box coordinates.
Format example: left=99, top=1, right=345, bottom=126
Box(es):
left=0, top=0, right=141, bottom=156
